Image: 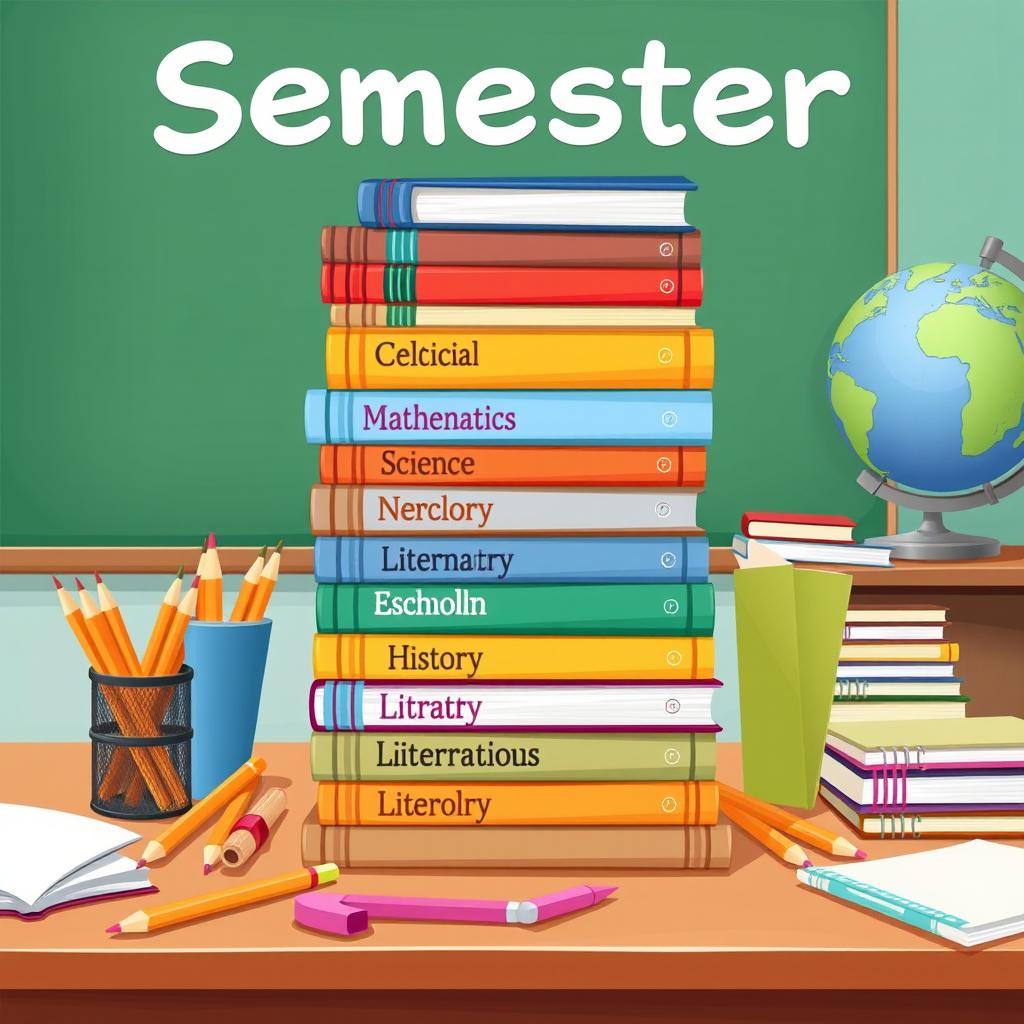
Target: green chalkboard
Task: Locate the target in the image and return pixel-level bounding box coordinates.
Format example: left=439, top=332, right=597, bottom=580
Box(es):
left=0, top=0, right=888, bottom=549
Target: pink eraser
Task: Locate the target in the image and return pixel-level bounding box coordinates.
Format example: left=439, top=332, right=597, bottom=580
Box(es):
left=294, top=892, right=369, bottom=937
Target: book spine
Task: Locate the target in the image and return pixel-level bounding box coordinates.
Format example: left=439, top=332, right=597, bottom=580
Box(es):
left=309, top=730, right=718, bottom=781
left=322, top=227, right=701, bottom=268
left=313, top=536, right=710, bottom=585
left=301, top=822, right=732, bottom=869
left=315, top=582, right=715, bottom=636
left=321, top=264, right=703, bottom=307
left=311, top=633, right=714, bottom=681
left=325, top=326, right=714, bottom=390
left=330, top=305, right=699, bottom=328
left=310, top=680, right=722, bottom=732
left=309, top=485, right=698, bottom=536
left=838, top=642, right=960, bottom=662
left=318, top=445, right=707, bottom=488
left=304, top=389, right=713, bottom=446
left=316, top=780, right=720, bottom=826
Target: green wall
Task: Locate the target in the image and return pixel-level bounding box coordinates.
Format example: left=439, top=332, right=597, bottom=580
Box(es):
left=897, top=0, right=1024, bottom=543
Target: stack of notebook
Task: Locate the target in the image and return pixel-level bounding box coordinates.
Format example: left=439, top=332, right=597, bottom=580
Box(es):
left=832, top=603, right=966, bottom=724
left=301, top=175, right=730, bottom=869
left=732, top=511, right=892, bottom=567
left=820, top=717, right=1024, bottom=839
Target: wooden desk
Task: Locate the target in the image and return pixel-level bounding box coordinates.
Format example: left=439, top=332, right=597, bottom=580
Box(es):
left=2, top=742, right=1023, bottom=1022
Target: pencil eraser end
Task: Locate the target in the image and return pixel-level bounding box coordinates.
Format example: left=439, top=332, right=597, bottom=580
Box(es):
left=294, top=893, right=369, bottom=937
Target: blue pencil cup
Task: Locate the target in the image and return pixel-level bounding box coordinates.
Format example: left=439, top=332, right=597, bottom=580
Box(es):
left=184, top=619, right=271, bottom=800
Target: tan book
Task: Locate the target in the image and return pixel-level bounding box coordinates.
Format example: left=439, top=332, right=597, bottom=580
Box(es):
left=300, top=821, right=731, bottom=869
left=330, top=303, right=698, bottom=328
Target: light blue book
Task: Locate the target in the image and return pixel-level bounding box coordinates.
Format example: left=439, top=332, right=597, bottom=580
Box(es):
left=313, top=535, right=710, bottom=585
left=305, top=390, right=712, bottom=446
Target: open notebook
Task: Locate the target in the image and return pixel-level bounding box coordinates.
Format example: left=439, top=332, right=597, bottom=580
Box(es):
left=0, top=803, right=154, bottom=919
left=798, top=840, right=1024, bottom=946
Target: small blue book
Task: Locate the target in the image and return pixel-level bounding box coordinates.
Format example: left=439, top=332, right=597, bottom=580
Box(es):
left=305, top=389, right=712, bottom=446
left=356, top=176, right=697, bottom=233
left=314, top=535, right=710, bottom=585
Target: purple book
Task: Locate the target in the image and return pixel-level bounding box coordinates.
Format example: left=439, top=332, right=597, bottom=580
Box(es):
left=310, top=678, right=721, bottom=732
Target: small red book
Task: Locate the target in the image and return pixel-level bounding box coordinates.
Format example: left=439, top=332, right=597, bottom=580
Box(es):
left=740, top=511, right=857, bottom=544
left=321, top=263, right=703, bottom=307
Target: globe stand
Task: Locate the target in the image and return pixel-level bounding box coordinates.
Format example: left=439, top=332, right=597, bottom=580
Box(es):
left=857, top=467, right=1024, bottom=560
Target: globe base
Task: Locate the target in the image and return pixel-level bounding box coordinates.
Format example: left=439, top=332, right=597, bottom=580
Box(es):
left=866, top=511, right=1000, bottom=561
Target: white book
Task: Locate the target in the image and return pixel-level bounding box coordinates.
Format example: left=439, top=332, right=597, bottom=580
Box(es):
left=798, top=840, right=1024, bottom=946
left=0, top=803, right=151, bottom=918
left=836, top=662, right=957, bottom=679
left=828, top=701, right=967, bottom=724
left=732, top=535, right=891, bottom=567
left=833, top=679, right=963, bottom=698
left=843, top=625, right=946, bottom=640
left=330, top=305, right=699, bottom=328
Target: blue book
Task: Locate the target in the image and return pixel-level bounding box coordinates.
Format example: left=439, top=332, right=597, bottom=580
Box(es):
left=305, top=390, right=712, bottom=446
left=356, top=176, right=696, bottom=233
left=314, top=535, right=710, bottom=585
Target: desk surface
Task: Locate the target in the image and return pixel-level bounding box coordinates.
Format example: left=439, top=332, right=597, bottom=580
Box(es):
left=2, top=742, right=1023, bottom=992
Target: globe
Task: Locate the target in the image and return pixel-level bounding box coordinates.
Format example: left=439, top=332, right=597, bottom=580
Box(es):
left=827, top=262, right=1024, bottom=493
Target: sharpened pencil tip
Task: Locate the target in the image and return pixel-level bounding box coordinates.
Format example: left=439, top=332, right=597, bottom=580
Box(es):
left=51, top=575, right=63, bottom=589
left=176, top=566, right=184, bottom=579
left=74, top=577, right=86, bottom=591
left=201, top=537, right=208, bottom=554
left=190, top=575, right=200, bottom=589
left=203, top=864, right=211, bottom=875
left=106, top=923, right=121, bottom=934
left=802, top=860, right=813, bottom=868
left=274, top=539, right=284, bottom=553
left=136, top=859, right=146, bottom=869
left=259, top=545, right=268, bottom=558
left=855, top=850, right=868, bottom=860
left=207, top=531, right=217, bottom=549
left=94, top=571, right=103, bottom=584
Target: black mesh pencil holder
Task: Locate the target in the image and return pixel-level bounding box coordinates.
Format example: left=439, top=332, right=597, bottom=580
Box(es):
left=89, top=666, right=193, bottom=820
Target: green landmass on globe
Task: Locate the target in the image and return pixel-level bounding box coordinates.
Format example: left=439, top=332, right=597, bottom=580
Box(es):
left=827, top=262, right=1024, bottom=493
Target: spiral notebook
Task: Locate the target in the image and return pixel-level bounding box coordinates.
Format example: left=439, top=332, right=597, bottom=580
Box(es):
left=797, top=840, right=1024, bottom=946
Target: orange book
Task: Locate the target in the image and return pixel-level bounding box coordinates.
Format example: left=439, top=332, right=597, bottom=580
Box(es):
left=319, top=445, right=706, bottom=488
left=317, top=781, right=719, bottom=827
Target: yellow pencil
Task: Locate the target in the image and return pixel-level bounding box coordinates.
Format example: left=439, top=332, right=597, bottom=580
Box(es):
left=94, top=572, right=142, bottom=675
left=245, top=540, right=283, bottom=621
left=76, top=577, right=130, bottom=675
left=137, top=756, right=267, bottom=866
left=152, top=576, right=200, bottom=676
left=726, top=805, right=812, bottom=868
left=198, top=532, right=223, bottom=621
left=140, top=568, right=183, bottom=676
left=202, top=781, right=257, bottom=874
left=108, top=863, right=338, bottom=934
left=194, top=536, right=210, bottom=620
left=230, top=546, right=267, bottom=622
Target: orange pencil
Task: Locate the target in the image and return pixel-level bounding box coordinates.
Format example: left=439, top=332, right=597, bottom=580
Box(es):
left=140, top=569, right=184, bottom=676
left=194, top=537, right=210, bottom=620
left=95, top=572, right=142, bottom=675
left=230, top=546, right=267, bottom=622
left=202, top=781, right=257, bottom=874
left=137, top=756, right=267, bottom=866
left=245, top=540, right=283, bottom=621
left=198, top=532, right=223, bottom=622
left=53, top=576, right=103, bottom=670
left=719, top=783, right=866, bottom=860
left=726, top=805, right=812, bottom=868
left=153, top=576, right=200, bottom=676
left=76, top=578, right=130, bottom=675
left=108, top=863, right=338, bottom=934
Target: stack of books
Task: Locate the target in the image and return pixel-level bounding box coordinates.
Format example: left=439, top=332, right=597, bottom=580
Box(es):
left=300, top=175, right=731, bottom=869
left=832, top=602, right=965, bottom=724
left=820, top=717, right=1024, bottom=839
left=733, top=511, right=892, bottom=567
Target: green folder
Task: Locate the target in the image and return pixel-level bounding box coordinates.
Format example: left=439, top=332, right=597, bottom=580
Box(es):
left=735, top=564, right=852, bottom=808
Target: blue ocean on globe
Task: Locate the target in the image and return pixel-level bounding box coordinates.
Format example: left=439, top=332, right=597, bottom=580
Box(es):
left=827, top=262, right=1024, bottom=493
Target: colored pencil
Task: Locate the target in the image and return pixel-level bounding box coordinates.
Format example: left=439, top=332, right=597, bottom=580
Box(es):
left=245, top=540, right=283, bottom=621
left=230, top=546, right=267, bottom=622
left=108, top=863, right=338, bottom=934
left=202, top=781, right=257, bottom=874
left=140, top=568, right=184, bottom=675
left=152, top=576, right=200, bottom=676
left=77, top=577, right=130, bottom=675
left=94, top=572, right=142, bottom=675
left=53, top=576, right=103, bottom=669
left=221, top=787, right=287, bottom=868
left=194, top=536, right=210, bottom=619
left=198, top=532, right=223, bottom=621
left=719, top=783, right=865, bottom=859
left=137, top=756, right=267, bottom=866
left=725, top=805, right=812, bottom=868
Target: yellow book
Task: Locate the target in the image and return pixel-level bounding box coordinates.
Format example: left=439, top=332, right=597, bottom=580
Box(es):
left=317, top=780, right=720, bottom=826
left=325, top=326, right=714, bottom=390
left=313, top=633, right=714, bottom=681
left=839, top=641, right=959, bottom=662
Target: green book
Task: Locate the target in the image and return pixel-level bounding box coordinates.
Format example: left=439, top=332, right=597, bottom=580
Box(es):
left=309, top=731, right=718, bottom=782
left=315, top=582, right=715, bottom=636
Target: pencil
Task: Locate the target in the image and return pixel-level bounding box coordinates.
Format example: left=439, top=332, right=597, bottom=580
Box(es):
left=719, top=783, right=866, bottom=860
left=152, top=576, right=200, bottom=676
left=202, top=781, right=257, bottom=874
left=140, top=568, right=184, bottom=676
left=229, top=546, right=267, bottom=622
left=76, top=577, right=131, bottom=675
left=198, top=532, right=223, bottom=621
left=245, top=540, right=283, bottom=621
left=137, top=755, right=267, bottom=867
left=107, top=863, right=338, bottom=934
left=725, top=804, right=812, bottom=868
left=94, top=573, right=142, bottom=675
left=53, top=576, right=103, bottom=669
left=194, top=536, right=209, bottom=619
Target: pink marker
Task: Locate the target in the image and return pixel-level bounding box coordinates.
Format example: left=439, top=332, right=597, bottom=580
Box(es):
left=295, top=883, right=616, bottom=933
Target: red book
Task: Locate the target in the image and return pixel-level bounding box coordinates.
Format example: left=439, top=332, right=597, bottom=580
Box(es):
left=741, top=511, right=857, bottom=544
left=321, top=263, right=703, bottom=307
